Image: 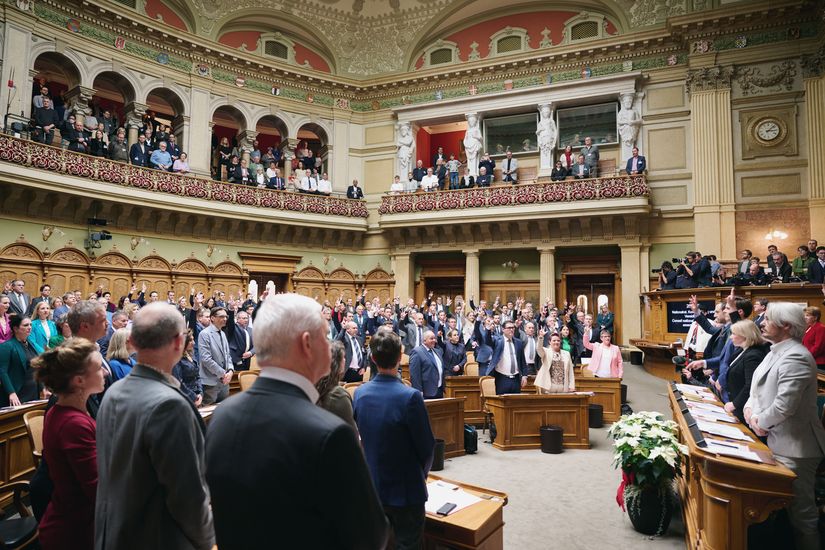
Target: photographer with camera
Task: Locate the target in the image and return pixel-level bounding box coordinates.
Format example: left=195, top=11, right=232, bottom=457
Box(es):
left=654, top=261, right=677, bottom=290
left=673, top=255, right=697, bottom=289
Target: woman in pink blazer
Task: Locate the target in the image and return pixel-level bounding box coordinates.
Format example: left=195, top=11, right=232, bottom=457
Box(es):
left=583, top=329, right=623, bottom=378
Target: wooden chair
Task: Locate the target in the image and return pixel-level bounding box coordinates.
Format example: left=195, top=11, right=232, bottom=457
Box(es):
left=344, top=382, right=363, bottom=400
left=0, top=481, right=37, bottom=549
left=249, top=355, right=261, bottom=371
left=465, top=363, right=479, bottom=377
left=238, top=371, right=259, bottom=392
left=400, top=353, right=410, bottom=367
left=361, top=366, right=371, bottom=382
left=23, top=410, right=44, bottom=466
left=466, top=350, right=475, bottom=364
left=479, top=376, right=496, bottom=434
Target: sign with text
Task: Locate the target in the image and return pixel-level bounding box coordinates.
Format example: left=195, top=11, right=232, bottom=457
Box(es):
left=667, top=300, right=716, bottom=334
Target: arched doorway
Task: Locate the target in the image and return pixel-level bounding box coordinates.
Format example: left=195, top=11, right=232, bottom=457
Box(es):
left=145, top=87, right=186, bottom=148
left=91, top=71, right=135, bottom=137
left=32, top=52, right=81, bottom=121
left=255, top=115, right=288, bottom=168
left=211, top=105, right=246, bottom=181
left=295, top=122, right=328, bottom=173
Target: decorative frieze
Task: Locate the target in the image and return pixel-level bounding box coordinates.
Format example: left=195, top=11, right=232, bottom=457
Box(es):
left=735, top=61, right=798, bottom=96
left=685, top=66, right=735, bottom=95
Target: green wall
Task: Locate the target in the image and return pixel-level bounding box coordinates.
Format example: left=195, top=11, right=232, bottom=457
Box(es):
left=480, top=250, right=540, bottom=280
left=649, top=243, right=694, bottom=272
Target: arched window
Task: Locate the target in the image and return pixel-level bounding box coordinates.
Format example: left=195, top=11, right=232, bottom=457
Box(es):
left=488, top=27, right=530, bottom=58
left=420, top=40, right=460, bottom=69
left=256, top=32, right=297, bottom=65
left=561, top=12, right=614, bottom=45
left=264, top=40, right=289, bottom=60
left=429, top=48, right=453, bottom=65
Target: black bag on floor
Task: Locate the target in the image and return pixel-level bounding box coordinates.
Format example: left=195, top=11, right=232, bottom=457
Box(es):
left=621, top=403, right=634, bottom=416
left=464, top=424, right=478, bottom=454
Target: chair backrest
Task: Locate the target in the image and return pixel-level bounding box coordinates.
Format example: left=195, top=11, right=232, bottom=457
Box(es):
left=249, top=355, right=261, bottom=371
left=343, top=382, right=363, bottom=400
left=479, top=376, right=495, bottom=412
left=466, top=350, right=475, bottom=364
left=238, top=371, right=259, bottom=392
left=362, top=366, right=371, bottom=382
left=401, top=378, right=412, bottom=387
left=465, top=363, right=479, bottom=377
left=400, top=353, right=410, bottom=366
left=23, top=410, right=45, bottom=464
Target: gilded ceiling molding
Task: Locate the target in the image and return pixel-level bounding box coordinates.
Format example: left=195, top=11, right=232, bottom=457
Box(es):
left=685, top=66, right=735, bottom=95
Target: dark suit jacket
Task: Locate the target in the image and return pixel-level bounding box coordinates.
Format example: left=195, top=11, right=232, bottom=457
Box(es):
left=409, top=345, right=444, bottom=398
left=66, top=127, right=90, bottom=153
left=129, top=142, right=149, bottom=167
left=443, top=341, right=467, bottom=375
left=726, top=344, right=768, bottom=422
left=0, top=339, right=31, bottom=406
left=550, top=167, right=567, bottom=181
left=7, top=292, right=30, bottom=318
left=338, top=331, right=366, bottom=371
left=97, top=326, right=115, bottom=359
left=471, top=324, right=495, bottom=364
left=771, top=262, right=792, bottom=282
left=459, top=175, right=475, bottom=188
left=346, top=185, right=364, bottom=199
left=625, top=155, right=647, bottom=174
left=224, top=312, right=253, bottom=370
left=353, top=375, right=435, bottom=507
left=412, top=167, right=426, bottom=182
left=205, top=377, right=388, bottom=550
left=571, top=163, right=590, bottom=179
left=266, top=177, right=286, bottom=190
left=475, top=174, right=491, bottom=186
left=808, top=259, right=825, bottom=284
left=432, top=153, right=446, bottom=169
left=487, top=336, right=527, bottom=377
left=26, top=295, right=48, bottom=317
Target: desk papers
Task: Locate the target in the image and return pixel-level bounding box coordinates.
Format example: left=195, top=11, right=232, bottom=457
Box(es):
left=425, top=481, right=483, bottom=516
left=704, top=438, right=767, bottom=463
left=696, top=419, right=753, bottom=441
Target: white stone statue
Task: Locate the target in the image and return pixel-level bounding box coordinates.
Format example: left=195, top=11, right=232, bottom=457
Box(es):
left=463, top=113, right=482, bottom=178
left=396, top=122, right=415, bottom=178
left=536, top=103, right=557, bottom=173
left=617, top=92, right=642, bottom=159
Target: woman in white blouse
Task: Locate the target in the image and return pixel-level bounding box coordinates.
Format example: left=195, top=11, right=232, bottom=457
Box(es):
left=535, top=331, right=575, bottom=393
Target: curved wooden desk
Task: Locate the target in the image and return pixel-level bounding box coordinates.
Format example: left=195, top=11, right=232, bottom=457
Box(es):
left=668, top=385, right=795, bottom=549
left=486, top=393, right=590, bottom=450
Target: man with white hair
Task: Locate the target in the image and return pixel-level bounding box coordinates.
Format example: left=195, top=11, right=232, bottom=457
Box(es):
left=205, top=293, right=389, bottom=549
left=745, top=302, right=825, bottom=550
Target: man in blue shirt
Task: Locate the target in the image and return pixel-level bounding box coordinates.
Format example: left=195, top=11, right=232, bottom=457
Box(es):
left=150, top=141, right=173, bottom=171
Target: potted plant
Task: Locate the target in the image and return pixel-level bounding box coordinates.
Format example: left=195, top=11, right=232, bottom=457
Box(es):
left=608, top=411, right=687, bottom=536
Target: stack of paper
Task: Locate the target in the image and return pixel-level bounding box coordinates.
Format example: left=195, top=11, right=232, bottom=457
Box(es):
left=686, top=400, right=726, bottom=413
left=695, top=419, right=753, bottom=441
left=690, top=409, right=737, bottom=423
left=704, top=438, right=763, bottom=462
left=425, top=481, right=483, bottom=516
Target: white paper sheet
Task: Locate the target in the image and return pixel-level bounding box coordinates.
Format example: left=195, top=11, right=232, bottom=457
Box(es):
left=425, top=481, right=483, bottom=516
left=686, top=400, right=727, bottom=413
left=704, top=438, right=763, bottom=462
left=695, top=419, right=753, bottom=441
left=674, top=384, right=712, bottom=395
left=691, top=410, right=737, bottom=423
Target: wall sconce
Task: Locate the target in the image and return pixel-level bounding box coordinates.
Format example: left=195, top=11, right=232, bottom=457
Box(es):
left=502, top=260, right=520, bottom=272
left=130, top=236, right=150, bottom=251
left=764, top=229, right=788, bottom=241
left=42, top=225, right=54, bottom=241
left=206, top=244, right=215, bottom=258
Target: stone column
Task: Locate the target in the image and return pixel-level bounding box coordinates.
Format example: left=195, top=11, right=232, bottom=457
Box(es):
left=0, top=23, right=33, bottom=123
left=538, top=246, right=556, bottom=305
left=187, top=87, right=211, bottom=176
left=640, top=244, right=651, bottom=293
left=463, top=249, right=480, bottom=304
left=686, top=66, right=736, bottom=259
left=392, top=253, right=414, bottom=301
left=332, top=115, right=350, bottom=193
left=124, top=101, right=148, bottom=148
left=620, top=243, right=642, bottom=345
left=803, top=47, right=825, bottom=237
left=63, top=86, right=96, bottom=128
left=280, top=137, right=300, bottom=179
left=237, top=129, right=258, bottom=153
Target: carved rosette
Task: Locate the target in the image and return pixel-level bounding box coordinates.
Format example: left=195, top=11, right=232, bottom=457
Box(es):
left=686, top=66, right=735, bottom=95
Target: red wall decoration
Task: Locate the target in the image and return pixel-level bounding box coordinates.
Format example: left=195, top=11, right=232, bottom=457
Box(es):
left=218, top=31, right=331, bottom=73
left=144, top=0, right=189, bottom=32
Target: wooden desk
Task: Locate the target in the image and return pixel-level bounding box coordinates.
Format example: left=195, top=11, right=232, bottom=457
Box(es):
left=445, top=376, right=484, bottom=426
left=668, top=386, right=795, bottom=550
left=425, top=474, right=507, bottom=550
left=523, top=371, right=622, bottom=422
left=485, top=393, right=590, bottom=450
left=425, top=398, right=466, bottom=459
left=0, top=401, right=47, bottom=506
left=629, top=339, right=681, bottom=381
left=228, top=371, right=241, bottom=396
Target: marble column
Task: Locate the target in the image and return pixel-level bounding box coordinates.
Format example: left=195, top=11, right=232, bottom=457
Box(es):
left=393, top=253, right=414, bottom=301
left=188, top=87, right=211, bottom=176
left=124, top=101, right=148, bottom=148
left=538, top=246, right=556, bottom=305
left=640, top=244, right=651, bottom=293
left=686, top=66, right=736, bottom=259
left=619, top=243, right=642, bottom=345
left=64, top=86, right=96, bottom=128
left=463, top=249, right=480, bottom=304
left=237, top=129, right=258, bottom=153
left=803, top=48, right=825, bottom=237
left=280, top=137, right=300, bottom=179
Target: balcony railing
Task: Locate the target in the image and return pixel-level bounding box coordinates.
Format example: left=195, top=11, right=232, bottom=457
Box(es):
left=378, top=175, right=649, bottom=215
left=0, top=135, right=369, bottom=219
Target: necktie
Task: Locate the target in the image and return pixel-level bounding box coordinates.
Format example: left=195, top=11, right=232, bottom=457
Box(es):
left=17, top=293, right=25, bottom=311
left=417, top=327, right=422, bottom=346
left=527, top=338, right=535, bottom=361
left=509, top=340, right=517, bottom=375
left=352, top=336, right=362, bottom=364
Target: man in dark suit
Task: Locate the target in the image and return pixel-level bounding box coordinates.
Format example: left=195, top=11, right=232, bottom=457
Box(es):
left=770, top=252, right=793, bottom=282
left=403, top=312, right=427, bottom=351
left=432, top=146, right=446, bottom=170
left=33, top=97, right=60, bottom=145
left=338, top=321, right=366, bottom=382
left=808, top=247, right=825, bottom=284
left=354, top=330, right=435, bottom=550
left=625, top=146, right=647, bottom=175
left=475, top=166, right=492, bottom=187
left=412, top=160, right=427, bottom=185
left=129, top=133, right=150, bottom=167
left=205, top=294, right=389, bottom=550
left=66, top=120, right=90, bottom=154
left=472, top=317, right=496, bottom=374
left=26, top=284, right=51, bottom=317
left=346, top=179, right=364, bottom=199
left=409, top=330, right=445, bottom=399
left=7, top=280, right=30, bottom=318
left=225, top=309, right=254, bottom=371
left=98, top=310, right=128, bottom=358
left=487, top=320, right=527, bottom=394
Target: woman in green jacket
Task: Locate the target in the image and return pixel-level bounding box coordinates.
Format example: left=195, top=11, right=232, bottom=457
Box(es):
left=0, top=316, right=39, bottom=407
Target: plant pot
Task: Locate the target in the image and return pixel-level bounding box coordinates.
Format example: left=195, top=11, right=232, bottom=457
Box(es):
left=624, top=485, right=674, bottom=536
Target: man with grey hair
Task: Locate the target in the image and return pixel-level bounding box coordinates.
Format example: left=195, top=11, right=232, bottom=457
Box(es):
left=745, top=302, right=825, bottom=550
left=198, top=307, right=234, bottom=404
left=69, top=300, right=112, bottom=415
left=206, top=293, right=388, bottom=549
left=98, top=310, right=128, bottom=357
left=95, top=303, right=214, bottom=550
left=338, top=320, right=366, bottom=383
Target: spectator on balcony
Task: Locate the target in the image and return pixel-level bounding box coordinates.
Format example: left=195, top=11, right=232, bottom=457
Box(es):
left=299, top=145, right=312, bottom=169
left=657, top=261, right=677, bottom=290
left=447, top=154, right=461, bottom=188
left=100, top=110, right=117, bottom=138
left=33, top=97, right=60, bottom=145
left=478, top=152, right=495, bottom=178
left=571, top=155, right=590, bottom=179
left=458, top=167, right=474, bottom=189
left=550, top=160, right=567, bottom=182
left=108, top=130, right=129, bottom=162
left=347, top=179, right=364, bottom=199
left=167, top=134, right=181, bottom=164
left=254, top=166, right=267, bottom=187
left=150, top=141, right=173, bottom=171
left=432, top=145, right=446, bottom=169
left=625, top=146, right=647, bottom=175
left=766, top=244, right=789, bottom=274
left=155, top=125, right=169, bottom=147
left=421, top=168, right=438, bottom=192
left=744, top=262, right=769, bottom=286
left=217, top=137, right=232, bottom=180
left=66, top=121, right=90, bottom=154
left=260, top=147, right=275, bottom=167
left=60, top=115, right=76, bottom=149
left=318, top=173, right=332, bottom=196
left=435, top=160, right=447, bottom=191
left=32, top=86, right=52, bottom=110
left=390, top=176, right=404, bottom=194
left=300, top=170, right=319, bottom=194
left=737, top=249, right=753, bottom=274
left=793, top=245, right=812, bottom=280
left=172, top=152, right=190, bottom=174
left=559, top=145, right=575, bottom=170
left=90, top=129, right=108, bottom=158
left=129, top=133, right=150, bottom=167
left=235, top=158, right=252, bottom=185
left=142, top=127, right=154, bottom=150
left=265, top=163, right=283, bottom=190
left=581, top=136, right=599, bottom=177
left=412, top=160, right=426, bottom=185
left=476, top=166, right=491, bottom=187
left=83, top=111, right=98, bottom=133
left=502, top=151, right=519, bottom=184
left=94, top=123, right=110, bottom=147
left=249, top=150, right=263, bottom=176
left=226, top=155, right=241, bottom=183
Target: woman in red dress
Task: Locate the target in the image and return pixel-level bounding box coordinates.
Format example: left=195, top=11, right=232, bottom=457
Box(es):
left=32, top=338, right=106, bottom=550
left=803, top=306, right=825, bottom=370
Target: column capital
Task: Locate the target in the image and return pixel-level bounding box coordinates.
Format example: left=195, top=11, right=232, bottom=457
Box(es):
left=685, top=66, right=734, bottom=95
left=124, top=102, right=148, bottom=128
left=802, top=45, right=825, bottom=79
left=537, top=245, right=557, bottom=253
left=462, top=248, right=480, bottom=257
left=64, top=85, right=97, bottom=115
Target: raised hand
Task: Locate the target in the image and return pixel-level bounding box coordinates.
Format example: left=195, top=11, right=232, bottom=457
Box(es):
left=688, top=294, right=699, bottom=313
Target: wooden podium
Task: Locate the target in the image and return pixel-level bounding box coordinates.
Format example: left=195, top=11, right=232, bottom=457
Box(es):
left=668, top=385, right=795, bottom=549
left=445, top=376, right=484, bottom=425
left=424, top=474, right=508, bottom=550
left=485, top=393, right=590, bottom=450
left=425, top=398, right=466, bottom=459
left=523, top=370, right=622, bottom=423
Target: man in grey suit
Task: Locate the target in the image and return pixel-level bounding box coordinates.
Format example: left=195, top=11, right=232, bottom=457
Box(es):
left=580, top=136, right=599, bottom=177
left=745, top=302, right=825, bottom=550
left=403, top=312, right=427, bottom=351
left=409, top=330, right=445, bottom=399
left=95, top=303, right=214, bottom=550
left=501, top=150, right=519, bottom=184
left=7, top=280, right=30, bottom=318
left=198, top=307, right=234, bottom=405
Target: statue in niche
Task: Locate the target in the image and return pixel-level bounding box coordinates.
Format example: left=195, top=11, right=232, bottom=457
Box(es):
left=396, top=122, right=415, bottom=177
left=617, top=92, right=642, bottom=158
left=536, top=103, right=556, bottom=171
left=463, top=113, right=482, bottom=178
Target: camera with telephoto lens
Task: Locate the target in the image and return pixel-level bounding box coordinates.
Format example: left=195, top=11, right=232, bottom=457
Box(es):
left=651, top=268, right=662, bottom=273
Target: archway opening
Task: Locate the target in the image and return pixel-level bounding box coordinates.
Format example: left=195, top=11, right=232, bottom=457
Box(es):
left=212, top=105, right=246, bottom=181
left=255, top=115, right=288, bottom=168
left=295, top=122, right=328, bottom=173
left=91, top=71, right=135, bottom=135
left=32, top=52, right=81, bottom=120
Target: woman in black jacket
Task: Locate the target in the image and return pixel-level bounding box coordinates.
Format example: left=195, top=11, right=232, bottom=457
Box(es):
left=550, top=160, right=567, bottom=182
left=172, top=333, right=203, bottom=406
left=724, top=320, right=769, bottom=424
left=442, top=329, right=467, bottom=376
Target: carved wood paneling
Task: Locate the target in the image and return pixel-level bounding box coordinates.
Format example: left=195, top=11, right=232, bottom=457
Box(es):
left=292, top=265, right=395, bottom=304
